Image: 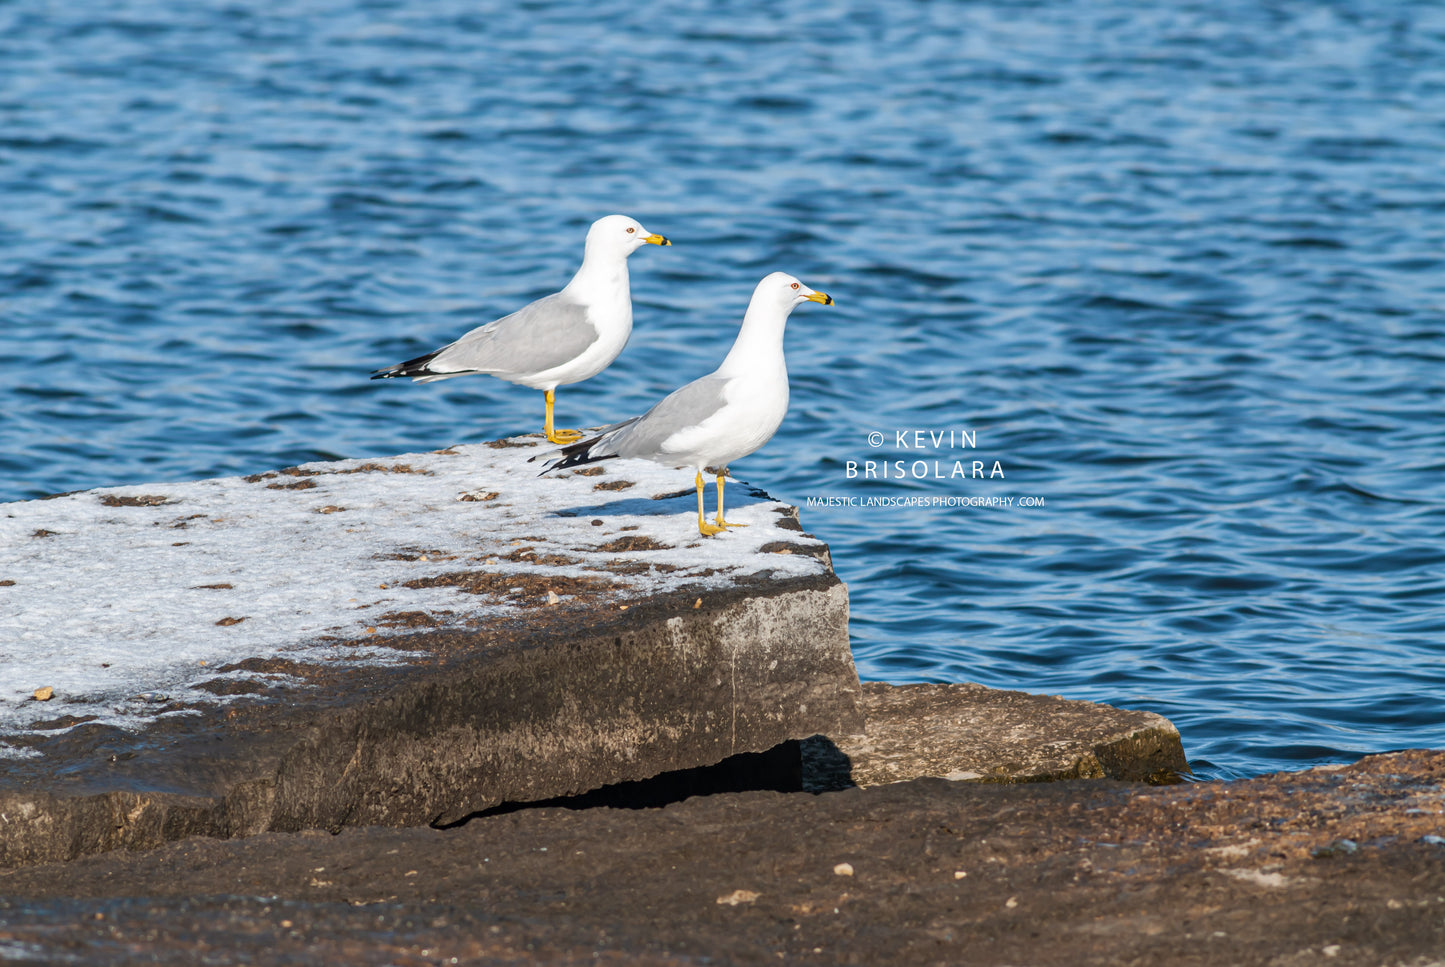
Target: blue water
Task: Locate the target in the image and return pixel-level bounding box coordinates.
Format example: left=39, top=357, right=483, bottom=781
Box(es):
left=3, top=0, right=1444, bottom=781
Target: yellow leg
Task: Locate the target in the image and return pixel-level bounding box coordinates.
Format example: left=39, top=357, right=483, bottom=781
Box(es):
left=544, top=389, right=582, bottom=445
left=714, top=472, right=747, bottom=530
left=697, top=471, right=725, bottom=537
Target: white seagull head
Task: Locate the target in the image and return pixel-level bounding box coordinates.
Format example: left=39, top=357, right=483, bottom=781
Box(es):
left=584, top=214, right=671, bottom=260
left=755, top=271, right=835, bottom=313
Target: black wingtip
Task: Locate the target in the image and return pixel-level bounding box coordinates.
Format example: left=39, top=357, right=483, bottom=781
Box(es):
left=534, top=435, right=615, bottom=476
left=371, top=348, right=445, bottom=381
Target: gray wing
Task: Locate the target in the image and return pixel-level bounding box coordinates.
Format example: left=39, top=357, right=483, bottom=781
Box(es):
left=427, top=294, right=599, bottom=379
left=607, top=375, right=732, bottom=460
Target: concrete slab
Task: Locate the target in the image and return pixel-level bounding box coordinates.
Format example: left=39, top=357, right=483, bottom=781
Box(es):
left=0, top=437, right=861, bottom=867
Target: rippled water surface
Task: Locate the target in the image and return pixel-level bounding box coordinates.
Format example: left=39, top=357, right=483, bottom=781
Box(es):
left=3, top=0, right=1444, bottom=779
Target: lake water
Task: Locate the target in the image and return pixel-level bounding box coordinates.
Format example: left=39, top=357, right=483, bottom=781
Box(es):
left=2, top=0, right=1443, bottom=780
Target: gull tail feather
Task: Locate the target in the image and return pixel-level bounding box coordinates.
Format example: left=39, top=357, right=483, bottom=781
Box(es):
left=532, top=417, right=640, bottom=475
left=534, top=436, right=616, bottom=475
left=371, top=348, right=462, bottom=382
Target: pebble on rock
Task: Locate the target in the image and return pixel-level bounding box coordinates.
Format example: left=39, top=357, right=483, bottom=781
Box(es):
left=716, top=890, right=760, bottom=906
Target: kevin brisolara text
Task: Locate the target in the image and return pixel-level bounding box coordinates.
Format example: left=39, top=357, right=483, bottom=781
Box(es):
left=847, top=459, right=1004, bottom=479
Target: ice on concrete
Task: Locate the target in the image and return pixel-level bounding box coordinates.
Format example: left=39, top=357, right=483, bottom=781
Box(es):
left=0, top=437, right=828, bottom=748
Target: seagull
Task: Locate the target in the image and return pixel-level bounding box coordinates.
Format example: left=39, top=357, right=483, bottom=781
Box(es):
left=371, top=214, right=670, bottom=444
left=536, top=272, right=833, bottom=537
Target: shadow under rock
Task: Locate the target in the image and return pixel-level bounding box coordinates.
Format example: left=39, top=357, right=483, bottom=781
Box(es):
left=435, top=736, right=856, bottom=828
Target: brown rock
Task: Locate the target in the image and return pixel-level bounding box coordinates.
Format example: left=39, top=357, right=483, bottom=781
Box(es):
left=807, top=681, right=1187, bottom=789
left=1, top=750, right=1441, bottom=966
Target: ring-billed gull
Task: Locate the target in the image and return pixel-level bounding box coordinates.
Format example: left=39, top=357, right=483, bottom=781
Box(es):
left=371, top=214, right=670, bottom=444
left=536, top=272, right=833, bottom=536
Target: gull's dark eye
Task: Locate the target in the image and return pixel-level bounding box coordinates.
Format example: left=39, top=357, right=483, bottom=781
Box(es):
left=626, top=227, right=635, bottom=233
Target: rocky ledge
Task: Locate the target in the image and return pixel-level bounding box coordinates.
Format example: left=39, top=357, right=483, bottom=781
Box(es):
left=1, top=750, right=1441, bottom=965
left=0, top=438, right=860, bottom=867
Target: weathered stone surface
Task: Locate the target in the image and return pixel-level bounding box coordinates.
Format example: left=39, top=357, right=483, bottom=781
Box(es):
left=804, top=681, right=1187, bottom=790
left=0, top=442, right=861, bottom=869
left=0, top=577, right=859, bottom=868
left=266, top=578, right=860, bottom=832
left=2, top=750, right=1442, bottom=966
